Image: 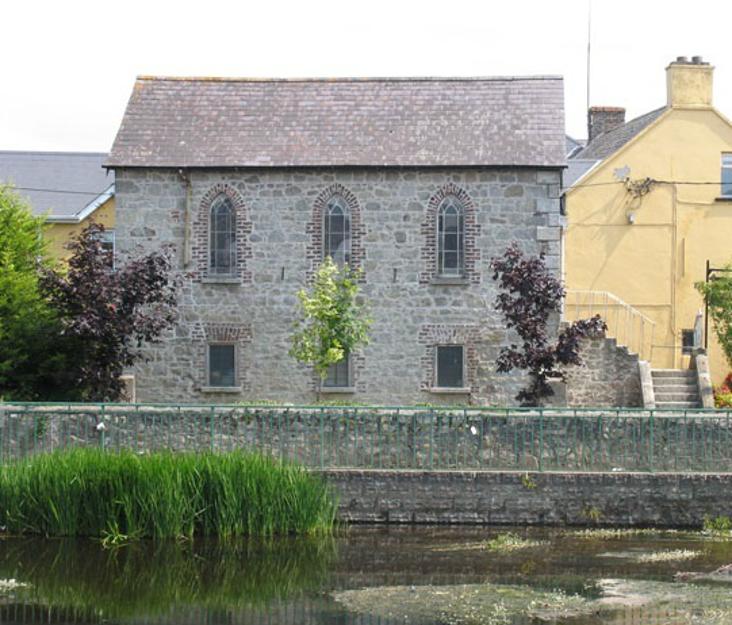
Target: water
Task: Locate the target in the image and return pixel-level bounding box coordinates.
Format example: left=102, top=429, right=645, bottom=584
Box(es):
left=0, top=527, right=731, bottom=624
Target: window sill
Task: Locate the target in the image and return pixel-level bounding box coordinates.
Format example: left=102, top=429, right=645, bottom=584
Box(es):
left=430, top=276, right=469, bottom=286
left=429, top=386, right=471, bottom=394
left=201, top=386, right=242, bottom=394
left=715, top=196, right=732, bottom=202
left=320, top=386, right=356, bottom=394
left=201, top=276, right=241, bottom=285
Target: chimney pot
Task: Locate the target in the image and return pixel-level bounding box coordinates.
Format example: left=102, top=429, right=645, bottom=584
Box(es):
left=692, top=55, right=704, bottom=64
left=676, top=56, right=689, bottom=63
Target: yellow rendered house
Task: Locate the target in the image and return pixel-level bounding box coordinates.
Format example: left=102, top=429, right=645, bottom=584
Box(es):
left=564, top=56, right=732, bottom=386
left=0, top=151, right=115, bottom=260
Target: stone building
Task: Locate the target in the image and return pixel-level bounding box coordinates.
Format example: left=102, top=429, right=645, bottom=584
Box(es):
left=106, top=75, right=567, bottom=405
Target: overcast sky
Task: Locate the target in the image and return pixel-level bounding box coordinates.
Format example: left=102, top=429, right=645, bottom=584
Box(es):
left=2, top=0, right=730, bottom=152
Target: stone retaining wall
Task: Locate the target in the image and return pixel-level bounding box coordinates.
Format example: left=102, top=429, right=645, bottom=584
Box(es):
left=322, top=469, right=732, bottom=527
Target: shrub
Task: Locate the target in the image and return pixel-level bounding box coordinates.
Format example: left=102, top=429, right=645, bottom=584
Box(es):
left=714, top=373, right=732, bottom=408
left=0, top=450, right=336, bottom=538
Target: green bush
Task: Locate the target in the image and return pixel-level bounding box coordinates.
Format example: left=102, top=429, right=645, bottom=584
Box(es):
left=0, top=449, right=336, bottom=538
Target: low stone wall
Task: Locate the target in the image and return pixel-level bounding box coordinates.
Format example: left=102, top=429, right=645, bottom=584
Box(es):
left=322, top=469, right=732, bottom=527
left=565, top=334, right=643, bottom=407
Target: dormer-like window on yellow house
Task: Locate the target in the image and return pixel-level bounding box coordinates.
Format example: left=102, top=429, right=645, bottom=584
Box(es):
left=722, top=153, right=732, bottom=198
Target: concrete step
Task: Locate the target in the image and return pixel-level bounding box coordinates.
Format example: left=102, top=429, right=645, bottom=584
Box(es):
left=652, top=369, right=696, bottom=378
left=655, top=401, right=701, bottom=409
left=655, top=391, right=700, bottom=402
left=651, top=383, right=698, bottom=391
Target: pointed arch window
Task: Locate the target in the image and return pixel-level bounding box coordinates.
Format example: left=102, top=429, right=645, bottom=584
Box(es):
left=437, top=196, right=465, bottom=276
left=323, top=196, right=351, bottom=266
left=209, top=195, right=236, bottom=275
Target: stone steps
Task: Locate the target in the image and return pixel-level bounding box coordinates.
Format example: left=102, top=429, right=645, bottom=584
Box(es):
left=651, top=369, right=700, bottom=409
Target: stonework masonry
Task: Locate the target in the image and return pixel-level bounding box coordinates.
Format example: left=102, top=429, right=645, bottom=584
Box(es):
left=323, top=469, right=732, bottom=526
left=115, top=167, right=564, bottom=405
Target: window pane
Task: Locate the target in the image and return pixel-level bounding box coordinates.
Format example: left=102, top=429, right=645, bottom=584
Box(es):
left=722, top=154, right=732, bottom=167
left=437, top=197, right=465, bottom=276
left=210, top=197, right=236, bottom=274
left=722, top=161, right=732, bottom=196
left=437, top=345, right=464, bottom=388
left=324, top=198, right=351, bottom=266
left=209, top=345, right=236, bottom=387
left=324, top=357, right=350, bottom=387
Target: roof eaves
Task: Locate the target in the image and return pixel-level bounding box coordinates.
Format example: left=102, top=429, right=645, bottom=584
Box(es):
left=45, top=183, right=115, bottom=223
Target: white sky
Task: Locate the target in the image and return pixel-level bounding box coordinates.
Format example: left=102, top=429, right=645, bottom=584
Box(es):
left=2, top=0, right=731, bottom=152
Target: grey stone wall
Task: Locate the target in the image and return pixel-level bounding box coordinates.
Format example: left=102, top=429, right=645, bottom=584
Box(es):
left=114, top=167, right=563, bottom=405
left=565, top=334, right=643, bottom=408
left=323, top=469, right=732, bottom=526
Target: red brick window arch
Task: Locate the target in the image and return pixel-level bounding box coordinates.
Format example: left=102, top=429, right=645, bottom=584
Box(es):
left=306, top=183, right=365, bottom=278
left=193, top=184, right=252, bottom=283
left=420, top=183, right=481, bottom=284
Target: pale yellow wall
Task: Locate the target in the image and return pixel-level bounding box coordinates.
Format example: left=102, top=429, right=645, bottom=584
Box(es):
left=44, top=196, right=116, bottom=260
left=565, top=108, right=732, bottom=384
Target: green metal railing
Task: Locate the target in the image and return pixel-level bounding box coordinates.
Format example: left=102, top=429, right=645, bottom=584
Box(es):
left=1, top=403, right=732, bottom=472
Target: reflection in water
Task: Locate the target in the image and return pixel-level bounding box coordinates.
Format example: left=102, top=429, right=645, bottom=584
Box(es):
left=0, top=527, right=730, bottom=624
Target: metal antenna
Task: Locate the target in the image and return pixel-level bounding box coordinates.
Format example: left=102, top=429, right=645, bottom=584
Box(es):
left=586, top=0, right=592, bottom=117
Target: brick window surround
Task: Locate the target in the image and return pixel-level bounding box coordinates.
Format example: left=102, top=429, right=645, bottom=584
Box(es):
left=420, top=183, right=481, bottom=285
left=419, top=324, right=479, bottom=395
left=193, top=184, right=252, bottom=283
left=193, top=322, right=252, bottom=392
left=306, top=183, right=365, bottom=279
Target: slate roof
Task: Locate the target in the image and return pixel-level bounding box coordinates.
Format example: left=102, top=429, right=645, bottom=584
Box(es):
left=563, top=158, right=599, bottom=188
left=106, top=76, right=566, bottom=169
left=573, top=107, right=667, bottom=161
left=0, top=151, right=113, bottom=219
left=565, top=135, right=586, bottom=158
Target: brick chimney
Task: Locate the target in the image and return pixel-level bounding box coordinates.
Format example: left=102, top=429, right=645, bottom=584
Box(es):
left=666, top=56, right=714, bottom=108
left=587, top=106, right=626, bottom=143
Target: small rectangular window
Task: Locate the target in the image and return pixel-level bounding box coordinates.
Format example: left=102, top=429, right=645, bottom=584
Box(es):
left=324, top=356, right=350, bottom=388
left=93, top=229, right=115, bottom=269
left=681, top=329, right=695, bottom=355
left=208, top=344, right=236, bottom=387
left=436, top=345, right=464, bottom=388
left=722, top=153, right=732, bottom=197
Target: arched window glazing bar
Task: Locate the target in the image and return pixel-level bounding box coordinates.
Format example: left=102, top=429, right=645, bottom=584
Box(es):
left=437, top=196, right=464, bottom=276
left=209, top=195, right=237, bottom=274
left=323, top=195, right=351, bottom=266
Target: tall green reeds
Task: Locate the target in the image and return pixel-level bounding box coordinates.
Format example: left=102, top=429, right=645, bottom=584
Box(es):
left=0, top=449, right=336, bottom=538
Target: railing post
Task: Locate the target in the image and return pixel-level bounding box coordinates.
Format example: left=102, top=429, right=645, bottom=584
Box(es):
left=538, top=409, right=544, bottom=472
left=648, top=411, right=654, bottom=472
left=319, top=408, right=325, bottom=470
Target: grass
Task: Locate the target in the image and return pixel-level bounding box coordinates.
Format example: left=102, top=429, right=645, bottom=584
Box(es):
left=0, top=449, right=336, bottom=538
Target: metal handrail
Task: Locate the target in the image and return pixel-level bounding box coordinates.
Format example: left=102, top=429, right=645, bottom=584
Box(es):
left=564, top=290, right=656, bottom=361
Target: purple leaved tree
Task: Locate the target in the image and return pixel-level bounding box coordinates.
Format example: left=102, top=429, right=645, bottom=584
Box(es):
left=40, top=223, right=180, bottom=402
left=490, top=243, right=606, bottom=406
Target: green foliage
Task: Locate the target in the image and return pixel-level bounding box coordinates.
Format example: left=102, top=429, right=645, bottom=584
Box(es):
left=703, top=515, right=732, bottom=534
left=0, top=185, right=70, bottom=400
left=289, top=257, right=371, bottom=379
left=697, top=267, right=732, bottom=366
left=713, top=372, right=732, bottom=408
left=0, top=449, right=336, bottom=538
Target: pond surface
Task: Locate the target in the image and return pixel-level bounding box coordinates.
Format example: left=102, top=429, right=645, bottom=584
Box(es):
left=0, top=526, right=731, bottom=624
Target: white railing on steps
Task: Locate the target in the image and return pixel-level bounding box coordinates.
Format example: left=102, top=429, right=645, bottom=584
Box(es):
left=563, top=290, right=656, bottom=362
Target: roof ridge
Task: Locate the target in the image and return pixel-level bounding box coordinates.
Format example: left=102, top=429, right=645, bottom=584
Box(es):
left=0, top=150, right=108, bottom=157
left=135, top=74, right=563, bottom=83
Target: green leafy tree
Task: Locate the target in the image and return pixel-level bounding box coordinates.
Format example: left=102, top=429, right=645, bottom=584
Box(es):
left=0, top=185, right=68, bottom=399
left=697, top=265, right=732, bottom=367
left=289, top=257, right=371, bottom=384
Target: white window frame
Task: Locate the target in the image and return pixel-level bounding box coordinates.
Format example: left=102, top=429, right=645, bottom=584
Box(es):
left=323, top=195, right=352, bottom=266
left=436, top=196, right=465, bottom=277
left=203, top=342, right=241, bottom=393
left=209, top=195, right=237, bottom=276
left=722, top=153, right=732, bottom=198
left=431, top=344, right=470, bottom=394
